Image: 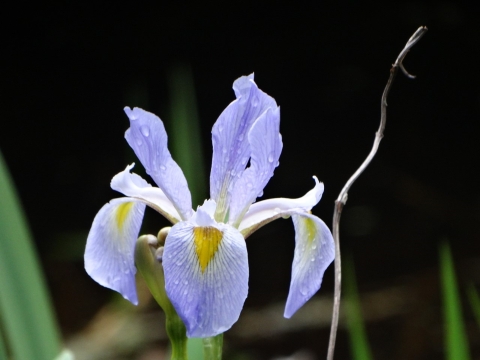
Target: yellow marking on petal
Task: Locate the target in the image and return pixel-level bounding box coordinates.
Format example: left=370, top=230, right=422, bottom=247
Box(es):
left=115, top=202, right=134, bottom=230
left=193, top=227, right=223, bottom=272
left=304, top=217, right=317, bottom=244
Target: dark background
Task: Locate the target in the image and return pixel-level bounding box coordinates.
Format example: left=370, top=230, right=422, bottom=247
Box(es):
left=3, top=2, right=480, bottom=359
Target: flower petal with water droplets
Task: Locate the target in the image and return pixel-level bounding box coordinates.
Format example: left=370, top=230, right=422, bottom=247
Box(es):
left=209, top=74, right=277, bottom=221
left=124, top=107, right=193, bottom=220
left=111, top=163, right=181, bottom=223
left=84, top=197, right=146, bottom=305
left=284, top=212, right=335, bottom=318
left=163, top=220, right=249, bottom=337
left=229, top=106, right=282, bottom=226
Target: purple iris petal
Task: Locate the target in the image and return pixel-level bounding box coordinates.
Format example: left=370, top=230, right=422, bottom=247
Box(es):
left=124, top=107, right=193, bottom=220
left=163, top=220, right=249, bottom=337
left=209, top=74, right=277, bottom=221
left=284, top=213, right=335, bottom=318
left=229, top=106, right=282, bottom=225
left=85, top=197, right=146, bottom=305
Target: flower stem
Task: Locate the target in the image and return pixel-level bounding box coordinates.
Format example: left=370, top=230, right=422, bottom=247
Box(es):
left=135, top=233, right=188, bottom=360
left=202, top=334, right=223, bottom=360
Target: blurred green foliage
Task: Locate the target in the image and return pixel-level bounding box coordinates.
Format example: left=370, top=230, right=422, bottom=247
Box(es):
left=345, top=256, right=373, bottom=360
left=440, top=241, right=471, bottom=360
left=0, top=150, right=62, bottom=360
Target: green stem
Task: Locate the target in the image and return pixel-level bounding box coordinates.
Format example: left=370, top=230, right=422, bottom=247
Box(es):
left=135, top=235, right=188, bottom=360
left=202, top=334, right=223, bottom=360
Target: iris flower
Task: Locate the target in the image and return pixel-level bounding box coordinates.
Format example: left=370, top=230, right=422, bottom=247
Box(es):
left=85, top=74, right=334, bottom=338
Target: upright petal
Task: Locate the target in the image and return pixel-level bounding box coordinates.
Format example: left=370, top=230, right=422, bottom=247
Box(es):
left=229, top=107, right=282, bottom=226
left=238, top=177, right=324, bottom=237
left=85, top=197, right=146, bottom=305
left=124, top=107, right=193, bottom=220
left=111, top=163, right=181, bottom=224
left=163, top=218, right=249, bottom=337
left=284, top=213, right=335, bottom=318
left=210, top=74, right=277, bottom=221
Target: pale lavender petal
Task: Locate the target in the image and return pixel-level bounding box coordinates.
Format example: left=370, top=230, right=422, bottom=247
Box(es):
left=228, top=107, right=282, bottom=226
left=84, top=197, right=146, bottom=305
left=124, top=107, right=193, bottom=220
left=209, top=74, right=277, bottom=221
left=238, top=177, right=324, bottom=235
left=111, top=163, right=181, bottom=223
left=284, top=213, right=335, bottom=318
left=163, top=220, right=249, bottom=337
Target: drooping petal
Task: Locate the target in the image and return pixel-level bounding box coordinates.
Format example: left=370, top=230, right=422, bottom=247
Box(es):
left=84, top=197, right=146, bottom=305
left=163, top=217, right=249, bottom=337
left=229, top=106, right=282, bottom=226
left=111, top=163, right=181, bottom=224
left=238, top=176, right=324, bottom=237
left=284, top=212, right=335, bottom=318
left=209, top=74, right=277, bottom=221
left=124, top=107, right=193, bottom=220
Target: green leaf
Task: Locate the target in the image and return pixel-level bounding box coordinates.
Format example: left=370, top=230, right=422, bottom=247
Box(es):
left=466, top=283, right=480, bottom=329
left=0, top=150, right=62, bottom=360
left=344, top=255, right=373, bottom=360
left=167, top=64, right=207, bottom=208
left=439, top=241, right=471, bottom=360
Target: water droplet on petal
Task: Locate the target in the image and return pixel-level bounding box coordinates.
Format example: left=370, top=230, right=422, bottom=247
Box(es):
left=183, top=280, right=189, bottom=285
left=136, top=138, right=142, bottom=146
left=247, top=182, right=253, bottom=188
left=140, top=125, right=150, bottom=137
left=222, top=147, right=227, bottom=154
left=268, top=153, right=274, bottom=163
left=230, top=169, right=236, bottom=176
left=218, top=125, right=223, bottom=132
left=311, top=257, right=315, bottom=262
left=312, top=245, right=317, bottom=250
left=174, top=280, right=179, bottom=285
left=257, top=190, right=263, bottom=197
left=237, top=133, right=244, bottom=141
left=160, top=165, right=166, bottom=171
left=241, top=157, right=249, bottom=165
left=300, top=288, right=307, bottom=296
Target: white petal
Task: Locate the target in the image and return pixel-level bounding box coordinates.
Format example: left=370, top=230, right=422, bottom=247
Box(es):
left=238, top=176, right=324, bottom=236
left=284, top=213, right=335, bottom=318
left=163, top=221, right=249, bottom=337
left=111, top=163, right=181, bottom=223
left=84, top=198, right=146, bottom=305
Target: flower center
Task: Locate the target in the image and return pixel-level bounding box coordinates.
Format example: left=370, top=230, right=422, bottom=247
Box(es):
left=193, top=227, right=223, bottom=272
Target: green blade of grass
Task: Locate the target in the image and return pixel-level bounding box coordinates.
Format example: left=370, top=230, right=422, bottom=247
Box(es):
left=0, top=150, right=62, bottom=360
left=439, top=241, right=471, bottom=360
left=466, top=284, right=480, bottom=328
left=345, top=255, right=373, bottom=360
left=167, top=64, right=207, bottom=208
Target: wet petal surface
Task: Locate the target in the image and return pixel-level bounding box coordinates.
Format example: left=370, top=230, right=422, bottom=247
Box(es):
left=124, top=107, right=193, bottom=220
left=163, top=220, right=249, bottom=337
left=284, top=212, right=335, bottom=318
left=85, top=197, right=146, bottom=305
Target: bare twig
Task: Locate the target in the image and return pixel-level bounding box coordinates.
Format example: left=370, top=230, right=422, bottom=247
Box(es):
left=326, top=26, right=428, bottom=360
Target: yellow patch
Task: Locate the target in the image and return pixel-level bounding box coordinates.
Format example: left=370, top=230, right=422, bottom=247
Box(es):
left=115, top=202, right=134, bottom=230
left=304, top=217, right=317, bottom=244
left=193, top=227, right=223, bottom=272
